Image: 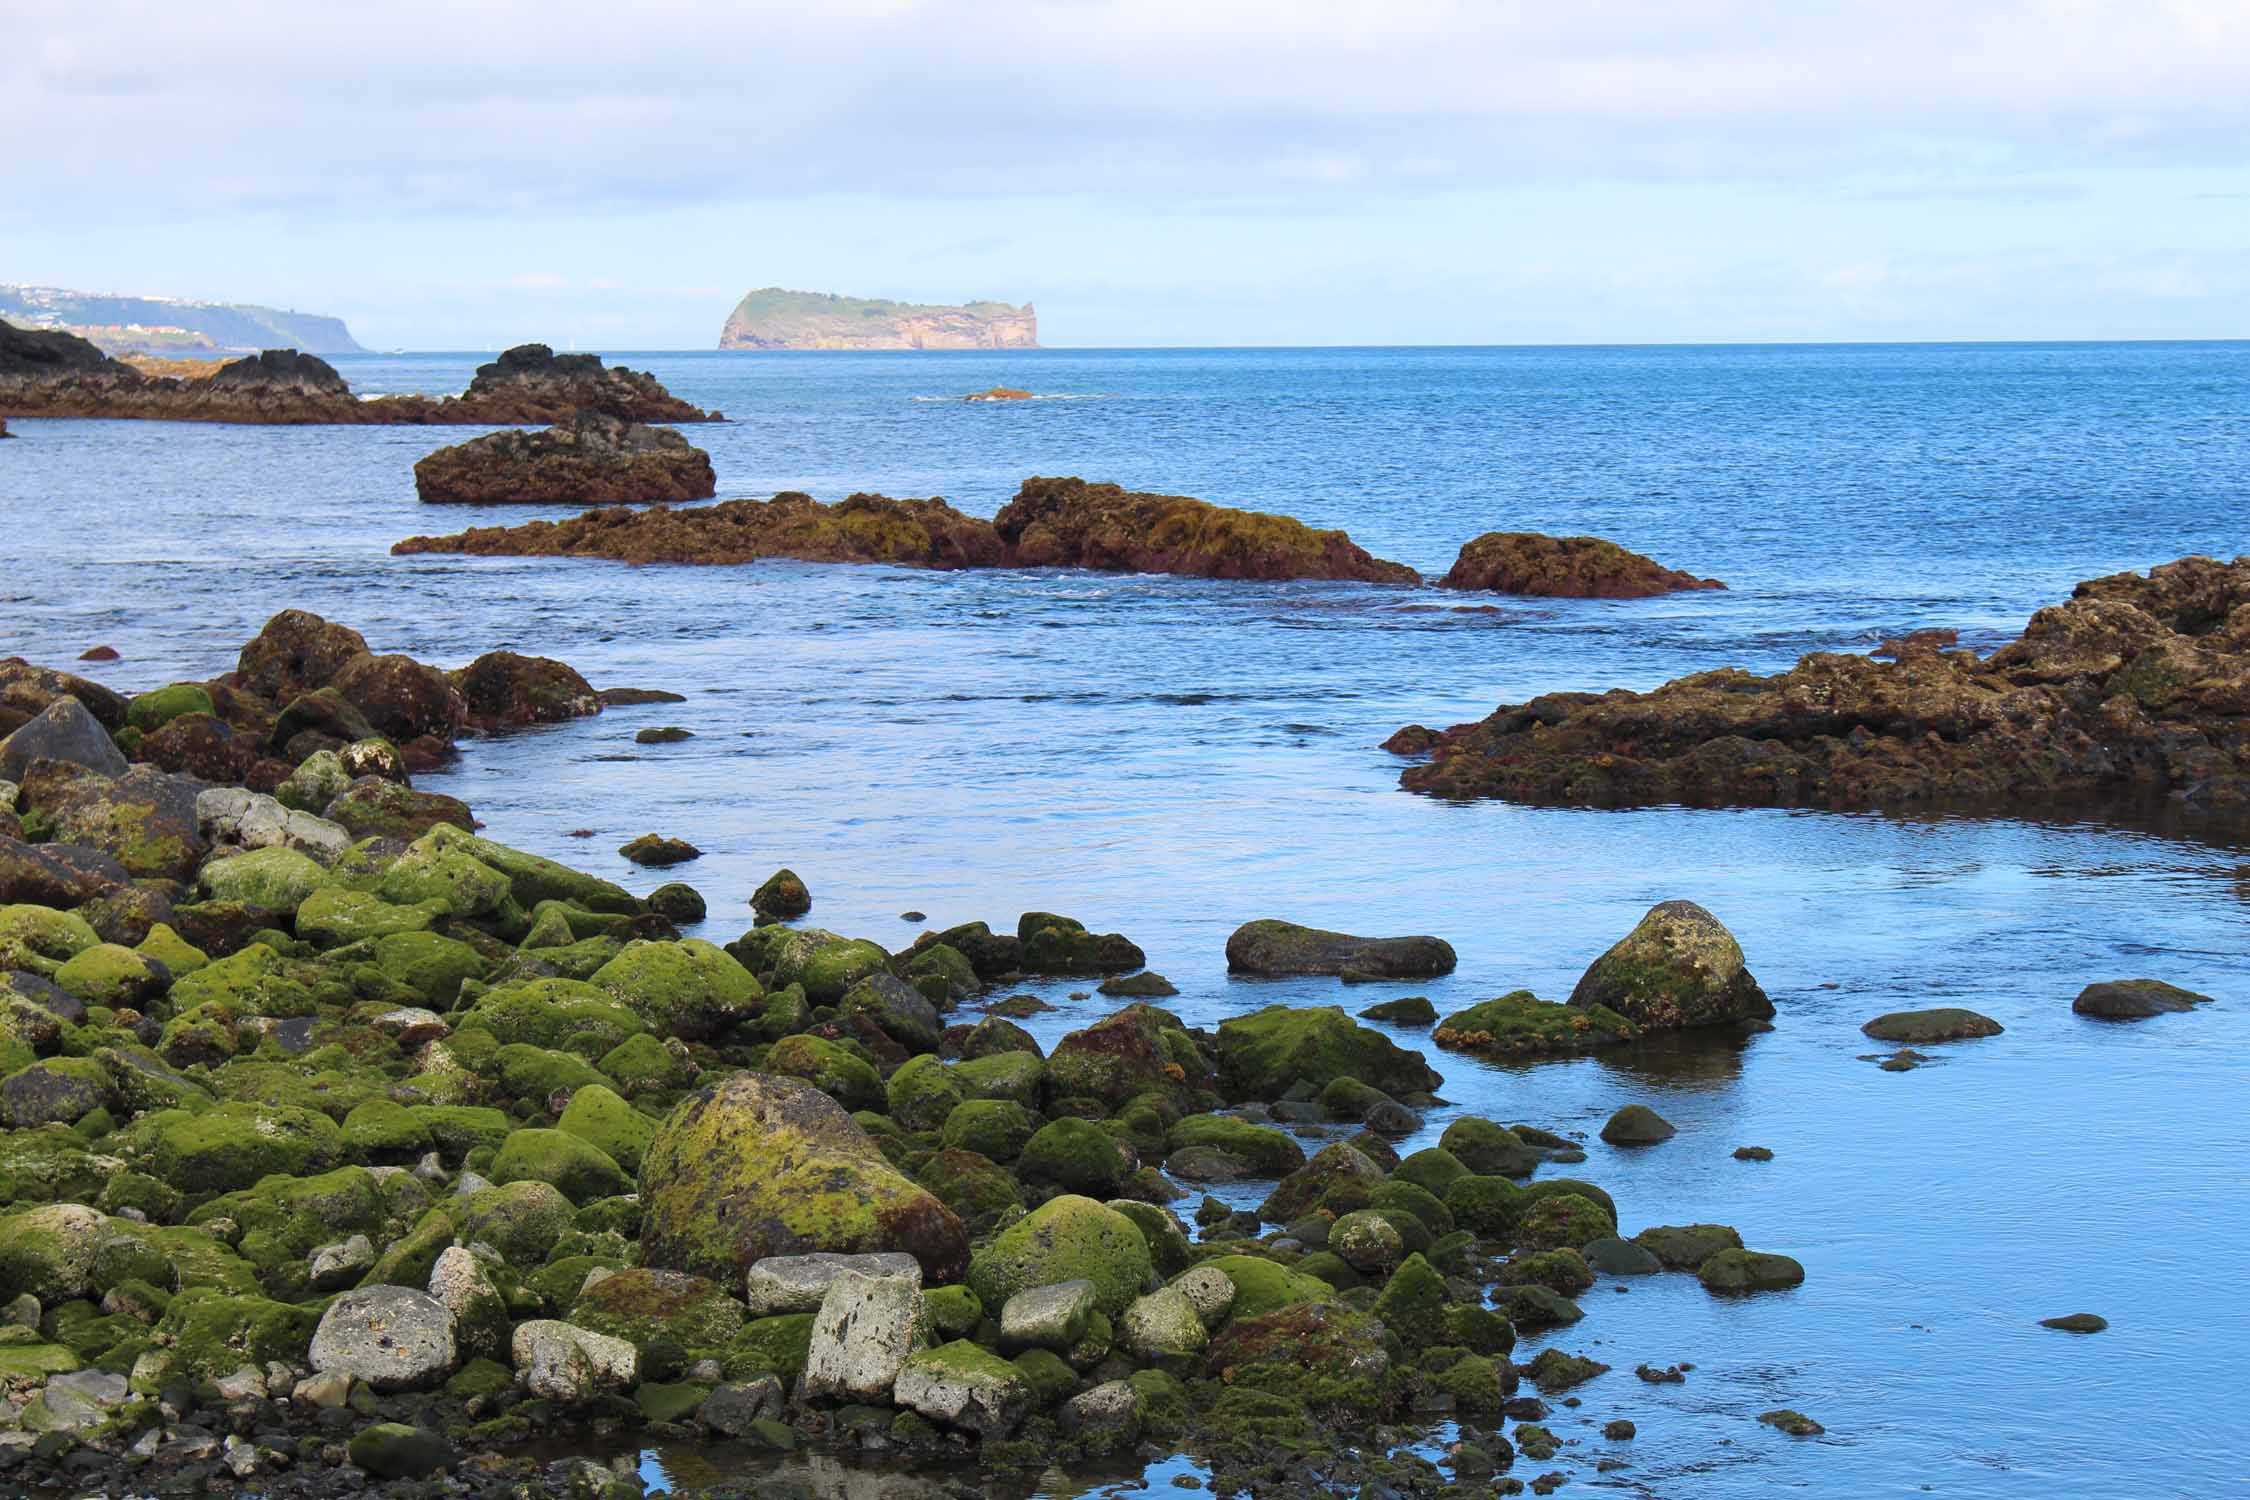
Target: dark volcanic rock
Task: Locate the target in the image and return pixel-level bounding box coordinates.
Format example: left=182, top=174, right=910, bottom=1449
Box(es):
left=993, top=475, right=1419, bottom=583
left=1225, top=920, right=1456, bottom=980
left=1399, top=555, right=2250, bottom=820
left=414, top=411, right=718, bottom=504
left=0, top=320, right=718, bottom=426
left=232, top=610, right=372, bottom=702
left=453, top=651, right=601, bottom=729
left=396, top=491, right=1007, bottom=569
left=1438, top=533, right=1725, bottom=598
left=2071, top=979, right=2213, bottom=1020
left=0, top=697, right=127, bottom=781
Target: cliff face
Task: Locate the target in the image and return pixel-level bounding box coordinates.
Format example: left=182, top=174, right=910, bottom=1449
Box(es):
left=0, top=284, right=363, bottom=355
left=719, top=288, right=1038, bottom=351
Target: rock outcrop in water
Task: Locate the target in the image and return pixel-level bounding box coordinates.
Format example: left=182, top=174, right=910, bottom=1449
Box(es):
left=0, top=321, right=719, bottom=425
left=414, top=411, right=718, bottom=504
left=1439, top=532, right=1726, bottom=598
left=395, top=493, right=1008, bottom=569
left=1395, top=555, right=2250, bottom=819
left=394, top=476, right=1419, bottom=584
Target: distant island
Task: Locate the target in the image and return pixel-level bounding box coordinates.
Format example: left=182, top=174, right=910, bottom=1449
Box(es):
left=719, top=288, right=1038, bottom=351
left=0, top=283, right=363, bottom=357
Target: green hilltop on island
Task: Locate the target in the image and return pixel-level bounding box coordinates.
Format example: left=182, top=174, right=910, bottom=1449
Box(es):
left=719, top=288, right=1039, bottom=351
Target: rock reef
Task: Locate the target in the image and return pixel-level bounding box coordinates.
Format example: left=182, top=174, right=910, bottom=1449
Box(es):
left=1395, top=555, right=2250, bottom=819
left=1439, top=532, right=1725, bottom=598
left=395, top=475, right=1420, bottom=585
left=0, top=322, right=718, bottom=426
left=414, top=411, right=718, bottom=504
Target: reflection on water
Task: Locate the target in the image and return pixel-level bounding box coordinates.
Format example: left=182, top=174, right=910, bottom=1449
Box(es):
left=638, top=1442, right=1210, bottom=1498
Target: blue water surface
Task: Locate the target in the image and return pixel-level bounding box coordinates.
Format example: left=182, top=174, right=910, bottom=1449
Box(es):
left=4, top=342, right=2248, bottom=1498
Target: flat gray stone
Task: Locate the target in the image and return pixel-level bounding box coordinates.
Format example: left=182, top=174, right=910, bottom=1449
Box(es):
left=309, top=1286, right=457, bottom=1392
left=801, top=1271, right=926, bottom=1402
left=743, top=1251, right=921, bottom=1315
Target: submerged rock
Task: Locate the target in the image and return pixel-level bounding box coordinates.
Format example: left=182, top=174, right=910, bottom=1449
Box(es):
left=414, top=410, right=718, bottom=504
left=1437, top=532, right=1725, bottom=598
left=1859, top=1008, right=2004, bottom=1043
left=2039, top=1312, right=2108, bottom=1333
left=1399, top=555, right=2250, bottom=818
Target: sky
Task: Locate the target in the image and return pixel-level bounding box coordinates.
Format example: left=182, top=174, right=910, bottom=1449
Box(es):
left=5, top=0, right=2249, bottom=349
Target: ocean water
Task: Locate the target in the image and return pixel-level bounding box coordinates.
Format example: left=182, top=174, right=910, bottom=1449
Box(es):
left=5, top=343, right=2249, bottom=1498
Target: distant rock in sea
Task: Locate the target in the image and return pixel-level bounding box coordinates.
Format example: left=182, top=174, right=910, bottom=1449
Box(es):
left=720, top=288, right=1038, bottom=351
left=0, top=322, right=719, bottom=426
left=414, top=411, right=718, bottom=504
left=394, top=476, right=1418, bottom=586
left=966, top=387, right=1035, bottom=402
left=1394, top=552, right=2250, bottom=819
left=1439, top=532, right=1725, bottom=598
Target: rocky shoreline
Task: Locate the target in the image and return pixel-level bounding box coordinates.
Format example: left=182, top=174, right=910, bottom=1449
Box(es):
left=0, top=323, right=719, bottom=427
left=0, top=613, right=1819, bottom=1500
left=1392, top=554, right=2250, bottom=820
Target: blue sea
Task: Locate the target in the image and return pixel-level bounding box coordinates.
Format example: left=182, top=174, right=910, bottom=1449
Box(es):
left=5, top=343, right=2248, bottom=1498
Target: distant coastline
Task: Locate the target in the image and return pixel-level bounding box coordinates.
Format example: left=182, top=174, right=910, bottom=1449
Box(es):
left=0, top=283, right=362, bottom=358
left=719, top=287, right=1037, bottom=351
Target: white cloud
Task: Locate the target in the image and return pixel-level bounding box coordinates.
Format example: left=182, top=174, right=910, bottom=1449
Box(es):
left=3, top=1, right=2248, bottom=219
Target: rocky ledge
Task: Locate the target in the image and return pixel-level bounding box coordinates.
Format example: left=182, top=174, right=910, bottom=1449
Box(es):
left=397, top=477, right=1418, bottom=585
left=414, top=412, right=718, bottom=505
left=993, top=476, right=1418, bottom=584
left=1392, top=554, right=2250, bottom=818
left=0, top=660, right=1810, bottom=1496
left=0, top=322, right=718, bottom=426
left=395, top=493, right=1007, bottom=570
left=1439, top=532, right=1725, bottom=598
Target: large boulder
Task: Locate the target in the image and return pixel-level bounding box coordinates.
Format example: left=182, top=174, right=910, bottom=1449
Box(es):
left=1567, top=901, right=1772, bottom=1031
left=308, top=1286, right=458, bottom=1391
left=1216, top=1004, right=1442, bottom=1100
left=233, top=610, right=371, bottom=702
left=453, top=651, right=601, bottom=729
left=14, top=762, right=207, bottom=880
left=414, top=411, right=718, bottom=505
left=638, top=1072, right=969, bottom=1284
left=800, top=1269, right=926, bottom=1402
left=1225, top=919, right=1455, bottom=981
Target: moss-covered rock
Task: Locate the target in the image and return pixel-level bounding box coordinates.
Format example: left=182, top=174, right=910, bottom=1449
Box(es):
left=885, top=1054, right=965, bottom=1132
left=572, top=1266, right=745, bottom=1352
left=0, top=1057, right=116, bottom=1128
left=342, top=1098, right=432, bottom=1160
left=1258, top=1142, right=1385, bottom=1223
left=914, top=1148, right=1023, bottom=1234
left=938, top=1099, right=1039, bottom=1162
left=52, top=944, right=169, bottom=1008
left=1568, top=901, right=1773, bottom=1031
left=750, top=869, right=811, bottom=922
left=950, top=1049, right=1046, bottom=1108
left=1203, top=1254, right=1336, bottom=1320
left=967, top=1195, right=1153, bottom=1318
left=153, top=1287, right=319, bottom=1381
left=457, top=978, right=648, bottom=1052
left=140, top=1102, right=345, bottom=1197
left=1216, top=1004, right=1441, bottom=1100
left=590, top=939, right=761, bottom=1041
left=1167, top=1114, right=1305, bottom=1175
left=556, top=1084, right=656, bottom=1174
left=1046, top=1004, right=1195, bottom=1107
left=1438, top=1116, right=1542, bottom=1177
left=1433, top=990, right=1641, bottom=1058
left=728, top=1313, right=815, bottom=1379
left=0, top=905, right=101, bottom=971
left=761, top=928, right=888, bottom=1003
left=127, top=684, right=216, bottom=733
left=453, top=1179, right=573, bottom=1267
left=196, top=847, right=330, bottom=912
left=372, top=930, right=487, bottom=1005
left=1517, top=1193, right=1618, bottom=1251
left=1631, top=1223, right=1743, bottom=1270
left=1697, top=1248, right=1805, bottom=1293
left=1017, top=1117, right=1129, bottom=1196
left=761, top=1034, right=883, bottom=1113
left=640, top=1071, right=969, bottom=1284
left=1201, top=1301, right=1394, bottom=1412
left=495, top=1043, right=608, bottom=1100
left=491, top=1128, right=632, bottom=1203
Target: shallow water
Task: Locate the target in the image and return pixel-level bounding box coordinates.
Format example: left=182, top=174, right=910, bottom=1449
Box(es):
left=5, top=343, right=2249, bottom=1497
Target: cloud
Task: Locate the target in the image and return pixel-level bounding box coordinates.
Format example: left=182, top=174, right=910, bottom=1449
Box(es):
left=5, top=1, right=2249, bottom=221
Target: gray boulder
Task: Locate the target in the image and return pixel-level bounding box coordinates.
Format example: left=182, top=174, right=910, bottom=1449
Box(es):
left=998, top=1280, right=1099, bottom=1352
left=510, top=1320, right=638, bottom=1402
left=0, top=698, right=125, bottom=781
left=801, top=1270, right=926, bottom=1402
left=309, top=1286, right=458, bottom=1392
left=743, top=1251, right=922, bottom=1315
left=1225, top=919, right=1456, bottom=980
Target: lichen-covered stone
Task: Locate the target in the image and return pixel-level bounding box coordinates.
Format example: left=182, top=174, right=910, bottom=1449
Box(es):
left=640, top=1072, right=969, bottom=1284
left=590, top=939, right=761, bottom=1041
left=1568, top=901, right=1772, bottom=1031
left=1434, top=990, right=1642, bottom=1058
left=1216, top=1004, right=1442, bottom=1100
left=967, top=1195, right=1153, bottom=1318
